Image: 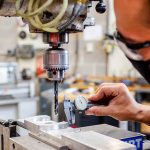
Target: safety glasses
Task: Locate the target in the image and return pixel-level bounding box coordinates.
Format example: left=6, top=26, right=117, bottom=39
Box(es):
left=114, top=31, right=150, bottom=61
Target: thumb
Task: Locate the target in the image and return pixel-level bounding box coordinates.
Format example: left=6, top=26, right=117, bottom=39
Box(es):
left=85, top=106, right=110, bottom=116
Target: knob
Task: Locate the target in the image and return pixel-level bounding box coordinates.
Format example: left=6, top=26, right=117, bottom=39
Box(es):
left=96, top=0, right=106, bottom=14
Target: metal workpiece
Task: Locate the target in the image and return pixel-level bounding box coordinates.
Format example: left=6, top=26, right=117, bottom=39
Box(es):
left=62, top=131, right=136, bottom=150
left=9, top=136, right=62, bottom=150
left=8, top=130, right=136, bottom=150
left=0, top=116, right=148, bottom=150
left=10, top=116, right=136, bottom=150
left=23, top=116, right=69, bottom=133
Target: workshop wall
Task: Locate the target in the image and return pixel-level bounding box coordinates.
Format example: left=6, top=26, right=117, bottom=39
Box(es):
left=108, top=46, right=140, bottom=77
left=17, top=19, right=49, bottom=73
left=63, top=34, right=107, bottom=76
left=63, top=2, right=107, bottom=77
left=0, top=17, right=17, bottom=55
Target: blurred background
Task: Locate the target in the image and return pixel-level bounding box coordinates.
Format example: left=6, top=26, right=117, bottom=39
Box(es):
left=0, top=0, right=149, bottom=138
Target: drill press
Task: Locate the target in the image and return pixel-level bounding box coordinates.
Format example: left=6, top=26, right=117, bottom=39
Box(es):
left=0, top=0, right=106, bottom=115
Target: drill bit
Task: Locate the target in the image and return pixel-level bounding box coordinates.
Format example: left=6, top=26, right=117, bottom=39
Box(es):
left=54, top=81, right=59, bottom=115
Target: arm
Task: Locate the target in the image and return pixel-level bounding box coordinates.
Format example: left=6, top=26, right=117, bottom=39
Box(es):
left=85, top=83, right=150, bottom=125
left=136, top=104, right=150, bottom=125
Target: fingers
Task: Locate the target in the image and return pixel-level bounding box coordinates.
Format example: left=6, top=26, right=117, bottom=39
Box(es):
left=85, top=83, right=131, bottom=120
left=85, top=106, right=110, bottom=116
left=95, top=83, right=117, bottom=93
left=88, top=84, right=121, bottom=101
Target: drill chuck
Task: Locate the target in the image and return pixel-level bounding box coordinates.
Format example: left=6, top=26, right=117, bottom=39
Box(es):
left=43, top=48, right=69, bottom=81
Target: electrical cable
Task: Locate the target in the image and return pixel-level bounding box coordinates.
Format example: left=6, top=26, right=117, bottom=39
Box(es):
left=16, top=0, right=68, bottom=32
left=16, top=0, right=53, bottom=17
left=58, top=2, right=86, bottom=31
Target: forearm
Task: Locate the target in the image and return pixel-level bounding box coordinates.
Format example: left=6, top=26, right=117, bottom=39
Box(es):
left=135, top=104, right=150, bottom=125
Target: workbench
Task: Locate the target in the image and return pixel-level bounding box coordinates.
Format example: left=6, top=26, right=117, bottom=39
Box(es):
left=1, top=115, right=149, bottom=150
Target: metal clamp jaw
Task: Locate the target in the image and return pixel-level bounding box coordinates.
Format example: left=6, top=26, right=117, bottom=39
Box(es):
left=64, top=99, right=76, bottom=125
left=0, top=119, right=18, bottom=127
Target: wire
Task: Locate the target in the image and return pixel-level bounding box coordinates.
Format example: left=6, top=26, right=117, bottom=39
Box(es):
left=16, top=0, right=53, bottom=17
left=58, top=1, right=86, bottom=31
left=16, top=0, right=68, bottom=33
left=38, top=0, right=68, bottom=28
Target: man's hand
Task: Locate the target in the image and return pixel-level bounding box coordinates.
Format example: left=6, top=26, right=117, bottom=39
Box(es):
left=85, top=83, right=141, bottom=121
